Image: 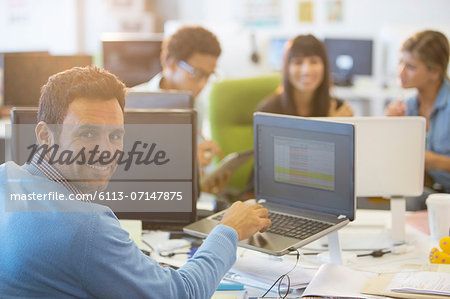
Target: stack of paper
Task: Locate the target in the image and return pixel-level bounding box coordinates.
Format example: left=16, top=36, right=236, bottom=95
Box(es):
left=302, top=263, right=377, bottom=298
left=387, top=270, right=450, bottom=296
left=362, top=264, right=450, bottom=299
left=227, top=253, right=316, bottom=290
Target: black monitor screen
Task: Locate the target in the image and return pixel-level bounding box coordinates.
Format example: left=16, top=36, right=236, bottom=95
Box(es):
left=102, top=37, right=163, bottom=87
left=10, top=108, right=197, bottom=228
left=1, top=53, right=92, bottom=106
left=324, top=38, right=373, bottom=85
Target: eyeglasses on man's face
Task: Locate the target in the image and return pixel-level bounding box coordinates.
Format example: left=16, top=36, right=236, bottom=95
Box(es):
left=178, top=60, right=214, bottom=81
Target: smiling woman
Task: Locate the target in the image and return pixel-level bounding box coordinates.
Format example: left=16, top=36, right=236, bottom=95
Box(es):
left=257, top=34, right=354, bottom=118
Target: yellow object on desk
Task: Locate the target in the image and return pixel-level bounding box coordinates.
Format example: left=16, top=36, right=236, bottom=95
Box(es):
left=429, top=236, right=450, bottom=264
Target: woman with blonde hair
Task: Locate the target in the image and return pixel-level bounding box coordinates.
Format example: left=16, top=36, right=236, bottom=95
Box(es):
left=386, top=30, right=450, bottom=198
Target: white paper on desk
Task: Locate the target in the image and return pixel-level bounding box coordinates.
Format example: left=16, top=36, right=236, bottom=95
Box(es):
left=230, top=253, right=316, bottom=288
left=302, top=263, right=377, bottom=298
left=388, top=271, right=450, bottom=296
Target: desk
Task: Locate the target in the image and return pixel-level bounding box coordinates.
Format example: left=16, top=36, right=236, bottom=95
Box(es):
left=140, top=209, right=436, bottom=298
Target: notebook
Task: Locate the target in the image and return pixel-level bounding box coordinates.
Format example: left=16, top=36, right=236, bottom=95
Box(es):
left=184, top=112, right=355, bottom=255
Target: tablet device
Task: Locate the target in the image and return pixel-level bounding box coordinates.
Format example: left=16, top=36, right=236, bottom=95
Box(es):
left=201, top=149, right=253, bottom=185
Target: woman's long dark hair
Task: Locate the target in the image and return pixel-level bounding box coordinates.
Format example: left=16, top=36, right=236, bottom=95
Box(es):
left=282, top=34, right=332, bottom=116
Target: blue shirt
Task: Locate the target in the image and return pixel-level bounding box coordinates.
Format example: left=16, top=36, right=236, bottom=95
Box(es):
left=0, top=161, right=238, bottom=298
left=405, top=78, right=450, bottom=192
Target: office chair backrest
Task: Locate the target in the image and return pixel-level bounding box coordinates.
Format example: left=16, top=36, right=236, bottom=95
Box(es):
left=209, top=75, right=280, bottom=191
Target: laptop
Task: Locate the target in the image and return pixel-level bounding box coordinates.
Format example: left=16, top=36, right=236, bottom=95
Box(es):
left=184, top=112, right=355, bottom=255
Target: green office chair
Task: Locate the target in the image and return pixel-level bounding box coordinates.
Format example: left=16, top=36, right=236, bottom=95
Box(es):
left=209, top=75, right=281, bottom=192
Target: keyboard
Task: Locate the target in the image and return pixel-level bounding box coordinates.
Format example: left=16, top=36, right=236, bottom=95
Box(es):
left=267, top=212, right=332, bottom=239
left=213, top=211, right=332, bottom=240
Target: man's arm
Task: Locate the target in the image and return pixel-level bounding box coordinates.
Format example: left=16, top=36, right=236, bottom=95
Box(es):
left=81, top=203, right=269, bottom=299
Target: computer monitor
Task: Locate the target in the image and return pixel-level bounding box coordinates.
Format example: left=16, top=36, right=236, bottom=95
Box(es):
left=324, top=38, right=373, bottom=86
left=102, top=34, right=163, bottom=87
left=10, top=107, right=198, bottom=228
left=268, top=37, right=288, bottom=71
left=313, top=117, right=425, bottom=197
left=125, top=90, right=193, bottom=109
left=9, top=107, right=38, bottom=164
left=313, top=116, right=426, bottom=243
left=1, top=53, right=92, bottom=106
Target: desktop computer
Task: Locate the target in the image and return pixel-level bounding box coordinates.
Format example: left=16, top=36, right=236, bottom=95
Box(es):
left=10, top=107, right=198, bottom=229
left=0, top=52, right=92, bottom=107
left=324, top=38, right=373, bottom=86
left=102, top=34, right=163, bottom=87
left=268, top=37, right=288, bottom=71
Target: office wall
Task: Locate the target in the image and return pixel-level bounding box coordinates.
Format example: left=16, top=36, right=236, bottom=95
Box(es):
left=0, top=0, right=77, bottom=54
left=0, top=0, right=155, bottom=56
left=1, top=0, right=448, bottom=78
left=176, top=0, right=450, bottom=79
left=179, top=0, right=450, bottom=34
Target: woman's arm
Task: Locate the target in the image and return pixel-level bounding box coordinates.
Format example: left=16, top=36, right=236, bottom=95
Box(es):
left=425, top=150, right=450, bottom=172
left=329, top=98, right=354, bottom=116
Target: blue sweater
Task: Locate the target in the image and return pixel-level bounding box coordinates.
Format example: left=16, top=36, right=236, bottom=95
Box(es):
left=0, top=161, right=238, bottom=298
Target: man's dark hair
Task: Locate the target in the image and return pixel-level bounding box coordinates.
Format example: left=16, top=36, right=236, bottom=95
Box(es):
left=38, top=66, right=126, bottom=124
left=161, top=26, right=221, bottom=63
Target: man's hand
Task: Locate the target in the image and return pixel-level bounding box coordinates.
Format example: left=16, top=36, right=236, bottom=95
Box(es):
left=385, top=99, right=407, bottom=116
left=197, top=140, right=223, bottom=168
left=220, top=201, right=271, bottom=241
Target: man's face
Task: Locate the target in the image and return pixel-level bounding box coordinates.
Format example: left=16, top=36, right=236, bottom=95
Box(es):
left=53, top=98, right=124, bottom=193
left=167, top=53, right=218, bottom=98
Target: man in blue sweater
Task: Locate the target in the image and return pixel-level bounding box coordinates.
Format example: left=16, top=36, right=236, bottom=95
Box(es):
left=0, top=66, right=270, bottom=298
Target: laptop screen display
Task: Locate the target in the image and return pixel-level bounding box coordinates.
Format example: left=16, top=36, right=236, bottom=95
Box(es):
left=254, top=113, right=355, bottom=220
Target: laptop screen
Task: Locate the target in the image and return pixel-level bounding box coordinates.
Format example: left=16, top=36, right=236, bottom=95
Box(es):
left=254, top=112, right=355, bottom=220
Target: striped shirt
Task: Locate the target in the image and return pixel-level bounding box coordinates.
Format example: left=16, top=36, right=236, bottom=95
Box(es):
left=29, top=154, right=84, bottom=199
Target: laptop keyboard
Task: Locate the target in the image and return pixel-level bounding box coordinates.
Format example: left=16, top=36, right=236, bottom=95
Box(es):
left=212, top=211, right=333, bottom=240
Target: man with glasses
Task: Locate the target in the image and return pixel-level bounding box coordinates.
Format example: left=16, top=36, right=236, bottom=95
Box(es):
left=134, top=26, right=229, bottom=195
left=135, top=26, right=220, bottom=99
